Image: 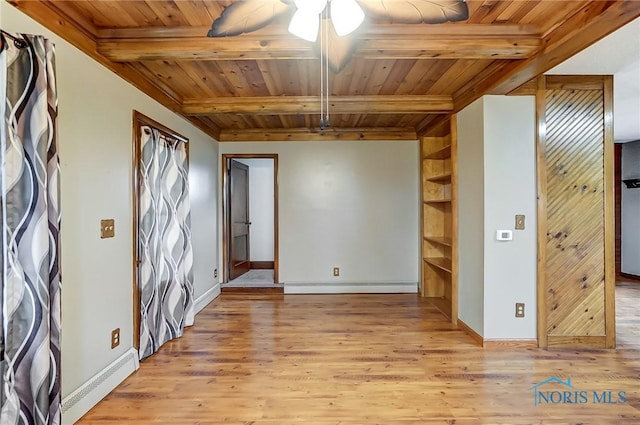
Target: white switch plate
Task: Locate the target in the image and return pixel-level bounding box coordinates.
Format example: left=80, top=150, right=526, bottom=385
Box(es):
left=496, top=230, right=513, bottom=241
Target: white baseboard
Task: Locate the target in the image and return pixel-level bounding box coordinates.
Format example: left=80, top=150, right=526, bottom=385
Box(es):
left=60, top=285, right=219, bottom=425
left=284, top=282, right=418, bottom=294
left=62, top=348, right=139, bottom=425
left=194, top=282, right=221, bottom=313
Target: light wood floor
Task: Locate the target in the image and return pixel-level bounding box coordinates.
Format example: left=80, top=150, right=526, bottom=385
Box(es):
left=616, top=281, right=640, bottom=348
left=78, top=291, right=640, bottom=424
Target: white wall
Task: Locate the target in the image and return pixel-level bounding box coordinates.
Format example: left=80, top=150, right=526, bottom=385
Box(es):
left=235, top=158, right=275, bottom=262
left=622, top=140, right=640, bottom=275
left=457, top=96, right=537, bottom=339
left=219, top=141, right=420, bottom=293
left=457, top=98, right=486, bottom=335
left=483, top=96, right=537, bottom=339
left=2, top=3, right=219, bottom=422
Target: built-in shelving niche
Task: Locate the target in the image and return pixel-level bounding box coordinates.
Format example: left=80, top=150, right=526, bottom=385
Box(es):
left=420, top=117, right=457, bottom=323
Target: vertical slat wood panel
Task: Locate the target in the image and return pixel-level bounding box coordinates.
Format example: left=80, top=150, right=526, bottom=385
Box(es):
left=537, top=75, right=614, bottom=348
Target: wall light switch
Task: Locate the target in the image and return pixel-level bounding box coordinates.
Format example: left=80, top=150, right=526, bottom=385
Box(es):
left=100, top=219, right=115, bottom=239
left=515, top=214, right=525, bottom=230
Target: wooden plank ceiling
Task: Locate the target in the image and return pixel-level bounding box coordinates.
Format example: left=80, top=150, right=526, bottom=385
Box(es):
left=9, top=0, right=640, bottom=141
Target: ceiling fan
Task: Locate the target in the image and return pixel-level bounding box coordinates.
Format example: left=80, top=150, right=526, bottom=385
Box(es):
left=207, top=0, right=470, bottom=72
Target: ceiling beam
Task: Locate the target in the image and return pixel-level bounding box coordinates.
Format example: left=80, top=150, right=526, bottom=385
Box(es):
left=356, top=38, right=539, bottom=60
left=97, top=24, right=541, bottom=62
left=357, top=23, right=540, bottom=59
left=98, top=36, right=314, bottom=62
left=8, top=0, right=223, bottom=140
left=97, top=24, right=541, bottom=40
left=487, top=0, right=640, bottom=95
left=417, top=0, right=640, bottom=136
left=182, top=95, right=453, bottom=115
left=218, top=127, right=418, bottom=142
left=97, top=26, right=213, bottom=39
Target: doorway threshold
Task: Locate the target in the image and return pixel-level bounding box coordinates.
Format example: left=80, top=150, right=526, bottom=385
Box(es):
left=221, top=269, right=283, bottom=294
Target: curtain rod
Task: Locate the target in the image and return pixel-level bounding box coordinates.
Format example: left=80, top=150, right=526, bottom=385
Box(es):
left=0, top=30, right=28, bottom=50
left=136, top=117, right=188, bottom=144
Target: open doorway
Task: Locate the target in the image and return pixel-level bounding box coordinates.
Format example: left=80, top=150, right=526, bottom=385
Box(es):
left=221, top=154, right=280, bottom=292
left=615, top=141, right=640, bottom=348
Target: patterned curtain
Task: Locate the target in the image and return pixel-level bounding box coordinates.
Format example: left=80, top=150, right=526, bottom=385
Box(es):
left=138, top=125, right=194, bottom=361
left=0, top=32, right=62, bottom=425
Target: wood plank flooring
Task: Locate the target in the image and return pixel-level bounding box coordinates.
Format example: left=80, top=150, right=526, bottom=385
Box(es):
left=77, top=293, right=640, bottom=424
left=616, top=281, right=640, bottom=348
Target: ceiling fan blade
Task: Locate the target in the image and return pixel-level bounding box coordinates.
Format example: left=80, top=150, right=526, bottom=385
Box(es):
left=358, top=0, right=469, bottom=24
left=208, top=0, right=293, bottom=37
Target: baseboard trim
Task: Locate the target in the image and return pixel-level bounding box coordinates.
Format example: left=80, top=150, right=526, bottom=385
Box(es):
left=62, top=348, right=139, bottom=425
left=547, top=335, right=607, bottom=348
left=250, top=261, right=274, bottom=270
left=194, top=283, right=221, bottom=314
left=284, top=282, right=418, bottom=294
left=221, top=286, right=284, bottom=294
left=61, top=285, right=220, bottom=425
left=457, top=320, right=538, bottom=348
left=483, top=339, right=538, bottom=348
left=457, top=319, right=483, bottom=347
left=619, top=272, right=640, bottom=282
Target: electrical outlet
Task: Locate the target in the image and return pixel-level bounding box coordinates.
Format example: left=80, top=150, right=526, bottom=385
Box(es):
left=100, top=219, right=115, bottom=238
left=515, top=303, right=525, bottom=318
left=111, top=328, right=120, bottom=349
left=333, top=267, right=340, bottom=277
left=214, top=268, right=218, bottom=279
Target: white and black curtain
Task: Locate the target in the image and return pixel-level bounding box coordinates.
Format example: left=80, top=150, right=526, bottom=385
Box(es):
left=138, top=125, right=194, bottom=361
left=0, top=32, right=62, bottom=425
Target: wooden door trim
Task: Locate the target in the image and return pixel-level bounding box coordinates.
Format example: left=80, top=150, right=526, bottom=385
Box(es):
left=615, top=143, right=622, bottom=280
left=603, top=75, right=615, bottom=348
left=450, top=115, right=459, bottom=326
left=535, top=76, right=549, bottom=348
left=222, top=154, right=279, bottom=284
left=618, top=142, right=640, bottom=280
left=132, top=110, right=189, bottom=350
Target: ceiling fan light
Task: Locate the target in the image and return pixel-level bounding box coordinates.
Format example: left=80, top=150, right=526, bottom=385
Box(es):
left=330, top=0, right=365, bottom=36
left=288, top=9, right=320, bottom=42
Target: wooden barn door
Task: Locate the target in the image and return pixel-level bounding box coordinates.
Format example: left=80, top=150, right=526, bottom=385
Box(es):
left=537, top=75, right=615, bottom=349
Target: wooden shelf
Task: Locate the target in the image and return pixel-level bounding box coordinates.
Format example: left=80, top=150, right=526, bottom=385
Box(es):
left=423, top=145, right=451, bottom=160
left=420, top=124, right=456, bottom=325
left=425, top=296, right=452, bottom=319
left=426, top=172, right=452, bottom=183
left=424, top=236, right=453, bottom=247
left=424, top=257, right=452, bottom=273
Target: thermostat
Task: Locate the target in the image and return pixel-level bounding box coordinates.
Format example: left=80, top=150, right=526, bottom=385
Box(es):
left=496, top=230, right=513, bottom=241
